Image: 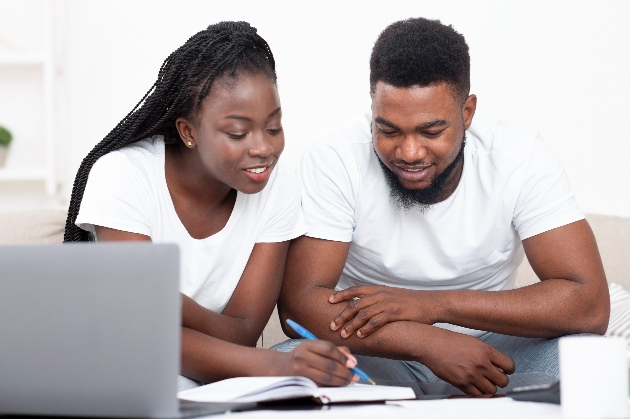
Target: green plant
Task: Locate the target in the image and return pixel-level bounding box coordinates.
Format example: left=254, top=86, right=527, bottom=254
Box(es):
left=0, top=126, right=12, bottom=147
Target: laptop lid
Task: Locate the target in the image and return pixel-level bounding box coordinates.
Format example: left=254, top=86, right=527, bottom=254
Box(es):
left=0, top=243, right=180, bottom=418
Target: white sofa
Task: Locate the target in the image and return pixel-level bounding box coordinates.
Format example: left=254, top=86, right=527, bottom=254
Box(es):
left=1, top=210, right=628, bottom=348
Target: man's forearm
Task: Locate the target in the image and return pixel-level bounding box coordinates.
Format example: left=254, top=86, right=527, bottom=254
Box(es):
left=279, top=285, right=437, bottom=361
left=435, top=278, right=609, bottom=337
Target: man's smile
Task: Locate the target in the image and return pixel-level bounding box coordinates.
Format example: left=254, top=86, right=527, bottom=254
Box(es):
left=392, top=162, right=435, bottom=183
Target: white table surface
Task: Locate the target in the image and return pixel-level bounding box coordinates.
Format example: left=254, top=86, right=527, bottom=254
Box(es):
left=218, top=397, right=565, bottom=418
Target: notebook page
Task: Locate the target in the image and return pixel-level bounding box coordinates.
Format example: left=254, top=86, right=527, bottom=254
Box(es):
left=178, top=376, right=317, bottom=402
left=314, top=383, right=416, bottom=404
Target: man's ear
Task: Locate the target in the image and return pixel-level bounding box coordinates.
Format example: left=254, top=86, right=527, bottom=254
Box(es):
left=462, top=94, right=477, bottom=130
left=175, top=117, right=196, bottom=148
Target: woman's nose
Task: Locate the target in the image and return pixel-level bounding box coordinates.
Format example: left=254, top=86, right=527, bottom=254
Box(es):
left=248, top=131, right=273, bottom=158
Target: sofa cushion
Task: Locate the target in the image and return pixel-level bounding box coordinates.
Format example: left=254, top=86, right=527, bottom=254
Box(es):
left=0, top=209, right=67, bottom=244
left=516, top=214, right=630, bottom=291
left=607, top=283, right=630, bottom=343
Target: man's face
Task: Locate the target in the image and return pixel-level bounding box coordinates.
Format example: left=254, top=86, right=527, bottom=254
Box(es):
left=371, top=81, right=476, bottom=209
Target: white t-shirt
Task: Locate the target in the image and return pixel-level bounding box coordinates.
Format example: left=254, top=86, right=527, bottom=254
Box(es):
left=76, top=136, right=306, bottom=313
left=299, top=114, right=584, bottom=336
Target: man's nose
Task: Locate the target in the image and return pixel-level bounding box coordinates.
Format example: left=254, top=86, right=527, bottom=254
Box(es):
left=395, top=135, right=427, bottom=163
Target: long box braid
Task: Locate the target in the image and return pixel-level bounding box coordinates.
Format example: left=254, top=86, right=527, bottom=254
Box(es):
left=64, top=21, right=276, bottom=242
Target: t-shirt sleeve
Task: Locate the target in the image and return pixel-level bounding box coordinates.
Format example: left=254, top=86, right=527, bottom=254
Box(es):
left=297, top=136, right=359, bottom=242
left=513, top=135, right=584, bottom=240
left=75, top=152, right=152, bottom=238
left=255, top=163, right=307, bottom=243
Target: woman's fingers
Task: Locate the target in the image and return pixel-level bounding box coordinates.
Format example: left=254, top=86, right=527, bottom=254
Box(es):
left=291, top=341, right=357, bottom=386
left=302, top=366, right=359, bottom=387
left=337, top=346, right=358, bottom=368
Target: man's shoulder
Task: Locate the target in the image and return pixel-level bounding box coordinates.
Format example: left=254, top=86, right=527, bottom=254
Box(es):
left=309, top=113, right=372, bottom=149
left=467, top=116, right=538, bottom=154
left=302, top=113, right=373, bottom=169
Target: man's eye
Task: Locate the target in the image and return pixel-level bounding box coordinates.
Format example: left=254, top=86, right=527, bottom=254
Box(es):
left=227, top=133, right=247, bottom=140
left=379, top=129, right=398, bottom=136
left=424, top=130, right=444, bottom=137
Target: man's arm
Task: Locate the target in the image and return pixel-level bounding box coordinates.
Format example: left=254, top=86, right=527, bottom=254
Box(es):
left=278, top=236, right=515, bottom=395
left=329, top=219, right=609, bottom=339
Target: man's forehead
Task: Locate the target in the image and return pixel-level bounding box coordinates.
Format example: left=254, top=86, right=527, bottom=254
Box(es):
left=371, top=81, right=460, bottom=126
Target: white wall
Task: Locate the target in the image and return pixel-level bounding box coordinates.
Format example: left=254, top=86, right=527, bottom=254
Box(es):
left=3, top=0, right=630, bottom=217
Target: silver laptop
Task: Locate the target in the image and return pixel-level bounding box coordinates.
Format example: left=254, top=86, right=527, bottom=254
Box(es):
left=0, top=243, right=182, bottom=418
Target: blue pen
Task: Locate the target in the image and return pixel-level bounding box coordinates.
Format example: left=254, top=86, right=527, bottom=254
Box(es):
left=286, top=318, right=376, bottom=385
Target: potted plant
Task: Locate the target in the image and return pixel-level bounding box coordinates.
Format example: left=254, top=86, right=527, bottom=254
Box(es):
left=0, top=125, right=12, bottom=168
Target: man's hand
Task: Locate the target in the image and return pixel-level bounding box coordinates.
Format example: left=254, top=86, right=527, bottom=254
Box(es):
left=420, top=329, right=516, bottom=395
left=329, top=285, right=440, bottom=338
left=271, top=340, right=359, bottom=387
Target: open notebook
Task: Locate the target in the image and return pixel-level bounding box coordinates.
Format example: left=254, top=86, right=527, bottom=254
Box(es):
left=178, top=376, right=415, bottom=405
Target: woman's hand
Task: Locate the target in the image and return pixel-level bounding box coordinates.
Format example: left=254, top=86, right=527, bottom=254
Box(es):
left=272, top=340, right=359, bottom=387
left=329, top=285, right=442, bottom=338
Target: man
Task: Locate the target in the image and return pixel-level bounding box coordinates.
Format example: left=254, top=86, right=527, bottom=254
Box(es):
left=275, top=17, right=609, bottom=395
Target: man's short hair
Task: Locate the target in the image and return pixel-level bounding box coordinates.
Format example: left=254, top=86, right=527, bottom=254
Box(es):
left=370, top=17, right=470, bottom=104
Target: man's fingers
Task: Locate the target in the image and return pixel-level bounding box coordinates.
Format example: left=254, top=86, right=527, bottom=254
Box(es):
left=335, top=303, right=384, bottom=337
left=474, top=376, right=499, bottom=395
left=485, top=365, right=510, bottom=389
left=330, top=296, right=374, bottom=331
left=356, top=312, right=389, bottom=338
left=328, top=286, right=373, bottom=303
left=459, top=383, right=483, bottom=396
left=490, top=349, right=516, bottom=375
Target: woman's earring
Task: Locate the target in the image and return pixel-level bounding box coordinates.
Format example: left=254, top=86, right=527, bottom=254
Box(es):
left=187, top=142, right=193, bottom=147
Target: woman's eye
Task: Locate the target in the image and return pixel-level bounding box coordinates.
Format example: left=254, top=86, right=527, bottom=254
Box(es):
left=227, top=133, right=247, bottom=140
left=267, top=127, right=283, bottom=135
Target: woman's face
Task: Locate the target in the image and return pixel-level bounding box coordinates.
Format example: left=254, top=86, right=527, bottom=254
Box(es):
left=179, top=72, right=284, bottom=194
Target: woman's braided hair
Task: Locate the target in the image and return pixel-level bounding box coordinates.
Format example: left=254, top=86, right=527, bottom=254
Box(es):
left=64, top=21, right=276, bottom=242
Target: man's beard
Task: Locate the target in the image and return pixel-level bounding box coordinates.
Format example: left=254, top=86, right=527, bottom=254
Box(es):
left=375, top=133, right=466, bottom=213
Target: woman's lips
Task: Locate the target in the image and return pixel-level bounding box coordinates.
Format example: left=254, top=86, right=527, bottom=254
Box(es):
left=243, top=165, right=272, bottom=182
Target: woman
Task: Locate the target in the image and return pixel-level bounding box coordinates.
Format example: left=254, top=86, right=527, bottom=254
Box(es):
left=64, top=21, right=358, bottom=390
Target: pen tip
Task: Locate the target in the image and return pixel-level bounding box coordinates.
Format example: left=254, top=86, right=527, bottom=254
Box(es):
left=369, top=379, right=376, bottom=385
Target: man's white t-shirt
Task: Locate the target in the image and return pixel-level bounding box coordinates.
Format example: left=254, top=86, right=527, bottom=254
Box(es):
left=298, top=114, right=584, bottom=336
left=76, top=136, right=306, bottom=313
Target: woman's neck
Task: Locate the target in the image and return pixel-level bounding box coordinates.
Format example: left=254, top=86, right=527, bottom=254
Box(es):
left=165, top=142, right=234, bottom=207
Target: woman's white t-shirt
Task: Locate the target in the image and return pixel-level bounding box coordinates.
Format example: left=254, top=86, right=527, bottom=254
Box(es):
left=76, top=136, right=306, bottom=313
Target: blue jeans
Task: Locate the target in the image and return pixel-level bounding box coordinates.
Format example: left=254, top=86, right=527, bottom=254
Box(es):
left=271, top=332, right=574, bottom=385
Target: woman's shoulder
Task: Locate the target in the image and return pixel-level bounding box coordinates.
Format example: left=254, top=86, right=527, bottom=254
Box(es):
left=92, top=136, right=164, bottom=178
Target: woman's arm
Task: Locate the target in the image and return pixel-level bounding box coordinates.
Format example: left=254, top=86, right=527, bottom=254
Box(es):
left=95, top=225, right=286, bottom=346
left=94, top=225, right=358, bottom=386
left=181, top=241, right=289, bottom=347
